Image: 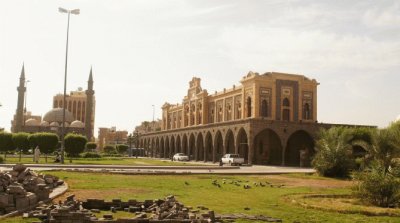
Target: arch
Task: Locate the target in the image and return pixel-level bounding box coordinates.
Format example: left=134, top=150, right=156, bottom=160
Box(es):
left=170, top=136, right=175, bottom=157
left=214, top=131, right=223, bottom=162
left=165, top=136, right=170, bottom=159
left=225, top=129, right=235, bottom=154
left=189, top=133, right=196, bottom=160
left=182, top=134, right=188, bottom=154
left=283, top=98, right=290, bottom=106
left=150, top=138, right=155, bottom=157
left=176, top=135, right=181, bottom=155
left=204, top=132, right=213, bottom=162
left=261, top=99, right=268, bottom=117
left=196, top=133, right=204, bottom=161
left=236, top=128, right=249, bottom=163
left=246, top=97, right=252, bottom=118
left=160, top=137, right=165, bottom=158
left=253, top=128, right=282, bottom=165
left=155, top=137, right=160, bottom=158
left=285, top=130, right=314, bottom=167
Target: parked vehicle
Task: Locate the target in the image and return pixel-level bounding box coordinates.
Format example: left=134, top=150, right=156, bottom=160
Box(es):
left=173, top=153, right=189, bottom=161
left=221, top=154, right=244, bottom=166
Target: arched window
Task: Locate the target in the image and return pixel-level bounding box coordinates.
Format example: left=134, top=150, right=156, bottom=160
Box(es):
left=282, top=98, right=290, bottom=121
left=283, top=98, right=290, bottom=106
left=261, top=100, right=268, bottom=117
left=304, top=103, right=310, bottom=120
left=246, top=97, right=252, bottom=118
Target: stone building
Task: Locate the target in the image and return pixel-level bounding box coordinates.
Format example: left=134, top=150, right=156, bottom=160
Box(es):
left=11, top=65, right=95, bottom=140
left=139, top=71, right=355, bottom=167
left=98, top=127, right=128, bottom=150
left=135, top=120, right=162, bottom=134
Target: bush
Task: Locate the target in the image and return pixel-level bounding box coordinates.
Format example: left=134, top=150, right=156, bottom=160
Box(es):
left=103, top=145, right=116, bottom=154
left=353, top=163, right=400, bottom=207
left=0, top=131, right=16, bottom=155
left=0, top=156, right=4, bottom=164
left=85, top=142, right=97, bottom=152
left=116, top=144, right=129, bottom=154
left=81, top=152, right=102, bottom=159
left=12, top=132, right=30, bottom=153
left=65, top=133, right=88, bottom=157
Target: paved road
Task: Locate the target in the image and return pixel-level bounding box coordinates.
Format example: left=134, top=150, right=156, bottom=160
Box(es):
left=0, top=163, right=315, bottom=175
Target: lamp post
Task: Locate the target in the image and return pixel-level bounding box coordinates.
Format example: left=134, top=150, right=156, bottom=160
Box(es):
left=59, top=7, right=80, bottom=164
left=152, top=105, right=155, bottom=131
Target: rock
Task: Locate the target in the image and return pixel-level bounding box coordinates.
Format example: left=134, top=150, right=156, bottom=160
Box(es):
left=13, top=164, right=27, bottom=173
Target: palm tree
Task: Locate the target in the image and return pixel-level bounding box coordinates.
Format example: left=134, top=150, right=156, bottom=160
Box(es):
left=312, top=127, right=357, bottom=177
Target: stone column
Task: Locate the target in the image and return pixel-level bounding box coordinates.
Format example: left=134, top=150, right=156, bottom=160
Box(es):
left=247, top=135, right=254, bottom=165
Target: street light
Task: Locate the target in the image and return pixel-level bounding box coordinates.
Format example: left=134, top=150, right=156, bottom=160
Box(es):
left=59, top=7, right=80, bottom=164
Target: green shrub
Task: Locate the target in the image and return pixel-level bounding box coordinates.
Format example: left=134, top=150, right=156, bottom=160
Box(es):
left=85, top=142, right=97, bottom=152
left=353, top=163, right=400, bottom=207
left=81, top=152, right=102, bottom=158
left=116, top=144, right=129, bottom=154
left=103, top=145, right=116, bottom=154
left=0, top=156, right=4, bottom=163
left=65, top=133, right=88, bottom=157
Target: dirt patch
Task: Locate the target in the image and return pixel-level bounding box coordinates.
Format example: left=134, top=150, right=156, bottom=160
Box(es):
left=265, top=175, right=353, bottom=188
left=54, top=188, right=149, bottom=203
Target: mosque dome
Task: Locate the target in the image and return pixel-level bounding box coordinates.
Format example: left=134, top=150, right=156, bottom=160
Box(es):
left=43, top=108, right=74, bottom=123
left=70, top=120, right=84, bottom=128
left=40, top=121, right=49, bottom=126
left=50, top=122, right=59, bottom=127
left=25, top=118, right=39, bottom=126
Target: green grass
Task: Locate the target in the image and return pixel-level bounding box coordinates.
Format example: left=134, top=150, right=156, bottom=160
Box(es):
left=2, top=156, right=206, bottom=166
left=3, top=172, right=400, bottom=223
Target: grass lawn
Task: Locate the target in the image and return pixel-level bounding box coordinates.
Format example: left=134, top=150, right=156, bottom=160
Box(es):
left=2, top=156, right=207, bottom=166
left=3, top=172, right=400, bottom=223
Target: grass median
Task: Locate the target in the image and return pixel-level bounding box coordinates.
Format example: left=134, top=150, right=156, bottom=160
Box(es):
left=3, top=172, right=400, bottom=223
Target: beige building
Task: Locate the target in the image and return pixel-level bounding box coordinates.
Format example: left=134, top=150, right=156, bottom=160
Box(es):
left=53, top=87, right=95, bottom=139
left=162, top=72, right=318, bottom=130
left=135, top=120, right=162, bottom=134
left=98, top=127, right=128, bottom=150
left=138, top=71, right=339, bottom=167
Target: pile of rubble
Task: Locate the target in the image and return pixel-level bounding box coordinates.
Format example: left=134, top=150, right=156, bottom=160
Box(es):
left=0, top=164, right=64, bottom=215
left=25, top=195, right=281, bottom=223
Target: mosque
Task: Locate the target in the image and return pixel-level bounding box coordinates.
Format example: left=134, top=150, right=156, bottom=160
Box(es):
left=11, top=65, right=96, bottom=141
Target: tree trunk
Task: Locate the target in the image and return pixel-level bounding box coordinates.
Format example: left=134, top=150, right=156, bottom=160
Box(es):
left=45, top=154, right=48, bottom=163
left=19, top=149, right=22, bottom=162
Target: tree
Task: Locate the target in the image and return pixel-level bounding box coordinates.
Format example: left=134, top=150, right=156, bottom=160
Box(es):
left=116, top=144, right=128, bottom=154
left=65, top=133, right=88, bottom=158
left=312, top=127, right=368, bottom=177
left=103, top=145, right=116, bottom=154
left=352, top=121, right=400, bottom=207
left=12, top=132, right=30, bottom=161
left=85, top=142, right=97, bottom=152
left=0, top=131, right=15, bottom=160
left=29, top=133, right=59, bottom=163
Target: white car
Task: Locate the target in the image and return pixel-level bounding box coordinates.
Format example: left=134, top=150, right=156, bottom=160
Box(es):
left=221, top=154, right=245, bottom=166
left=173, top=153, right=189, bottom=161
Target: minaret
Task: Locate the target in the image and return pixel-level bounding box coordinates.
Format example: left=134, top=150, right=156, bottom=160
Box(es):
left=14, top=64, right=26, bottom=132
left=85, top=67, right=95, bottom=140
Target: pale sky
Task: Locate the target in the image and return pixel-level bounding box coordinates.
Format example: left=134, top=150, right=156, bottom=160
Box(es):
left=1, top=0, right=399, bottom=136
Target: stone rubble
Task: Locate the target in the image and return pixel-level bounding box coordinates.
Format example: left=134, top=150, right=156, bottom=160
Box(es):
left=24, top=195, right=282, bottom=223
left=0, top=164, right=64, bottom=215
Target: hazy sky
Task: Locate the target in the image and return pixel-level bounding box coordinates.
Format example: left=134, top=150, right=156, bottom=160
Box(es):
left=1, top=0, right=399, bottom=136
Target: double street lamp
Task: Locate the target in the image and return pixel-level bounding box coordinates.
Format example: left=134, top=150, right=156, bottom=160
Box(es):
left=59, top=7, right=80, bottom=164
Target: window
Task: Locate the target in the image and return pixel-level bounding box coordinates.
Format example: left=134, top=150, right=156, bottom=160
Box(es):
left=304, top=103, right=310, bottom=120
left=283, top=98, right=290, bottom=106
left=261, top=99, right=268, bottom=117
left=247, top=97, right=252, bottom=118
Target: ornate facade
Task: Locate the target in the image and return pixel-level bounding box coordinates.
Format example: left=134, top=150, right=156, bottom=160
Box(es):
left=139, top=71, right=345, bottom=167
